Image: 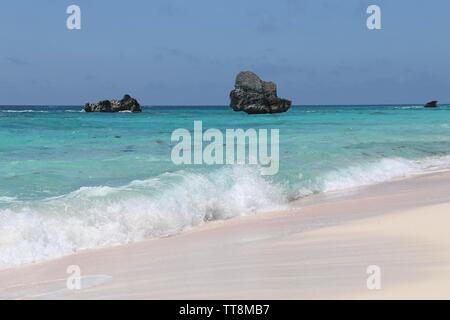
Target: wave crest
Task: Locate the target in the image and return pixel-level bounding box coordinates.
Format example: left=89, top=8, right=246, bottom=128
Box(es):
left=0, top=166, right=286, bottom=268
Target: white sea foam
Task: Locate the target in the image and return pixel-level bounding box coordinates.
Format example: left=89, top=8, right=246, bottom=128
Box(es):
left=394, top=105, right=423, bottom=110
left=316, top=156, right=450, bottom=193
left=0, top=197, right=17, bottom=204
left=0, top=110, right=49, bottom=113
left=319, top=158, right=418, bottom=192
left=0, top=166, right=286, bottom=269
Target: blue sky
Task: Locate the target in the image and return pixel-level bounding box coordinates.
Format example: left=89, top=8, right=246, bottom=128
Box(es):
left=1, top=0, right=449, bottom=105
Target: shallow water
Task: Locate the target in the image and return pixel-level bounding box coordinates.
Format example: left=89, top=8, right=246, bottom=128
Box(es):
left=1, top=104, right=450, bottom=267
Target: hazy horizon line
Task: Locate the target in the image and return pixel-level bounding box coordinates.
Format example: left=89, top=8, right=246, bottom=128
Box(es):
left=0, top=102, right=446, bottom=108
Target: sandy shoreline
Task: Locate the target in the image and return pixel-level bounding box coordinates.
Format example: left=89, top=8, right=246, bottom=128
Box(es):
left=1, top=171, right=450, bottom=299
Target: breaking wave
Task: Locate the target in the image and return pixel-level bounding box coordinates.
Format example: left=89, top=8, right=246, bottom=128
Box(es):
left=0, top=167, right=286, bottom=268
left=297, top=155, right=450, bottom=197
left=2, top=155, right=450, bottom=269
left=0, top=110, right=49, bottom=113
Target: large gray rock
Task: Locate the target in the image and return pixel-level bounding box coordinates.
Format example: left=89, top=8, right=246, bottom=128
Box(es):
left=230, top=71, right=291, bottom=114
left=84, top=95, right=142, bottom=113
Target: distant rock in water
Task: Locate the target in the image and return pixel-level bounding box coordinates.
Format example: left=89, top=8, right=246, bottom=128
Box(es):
left=230, top=71, right=292, bottom=114
left=84, top=95, right=142, bottom=113
left=424, top=100, right=438, bottom=108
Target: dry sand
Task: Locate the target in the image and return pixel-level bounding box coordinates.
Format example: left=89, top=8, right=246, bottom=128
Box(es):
left=1, top=172, right=450, bottom=300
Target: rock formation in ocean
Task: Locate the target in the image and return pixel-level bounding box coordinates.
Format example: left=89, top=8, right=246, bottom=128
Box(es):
left=230, top=71, right=292, bottom=114
left=84, top=95, right=142, bottom=113
left=424, top=100, right=438, bottom=108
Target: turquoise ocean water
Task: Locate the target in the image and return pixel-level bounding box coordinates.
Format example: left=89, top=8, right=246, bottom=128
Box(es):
left=1, top=104, right=450, bottom=267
